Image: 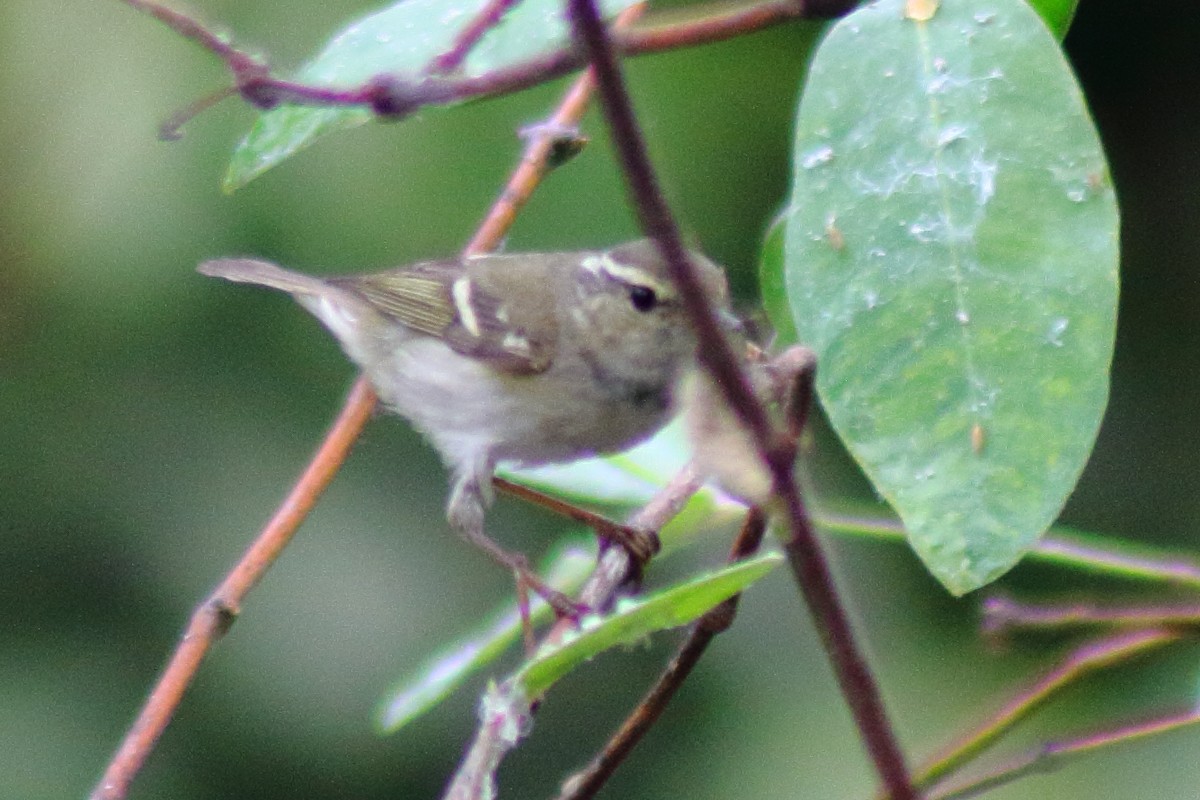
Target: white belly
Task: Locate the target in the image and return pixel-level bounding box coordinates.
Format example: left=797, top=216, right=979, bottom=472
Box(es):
left=366, top=337, right=672, bottom=471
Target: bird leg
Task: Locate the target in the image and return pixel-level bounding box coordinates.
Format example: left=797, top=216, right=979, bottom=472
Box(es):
left=492, top=476, right=660, bottom=566
left=447, top=465, right=586, bottom=627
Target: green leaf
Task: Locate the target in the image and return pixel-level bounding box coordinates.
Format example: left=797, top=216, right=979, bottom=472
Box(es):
left=785, top=0, right=1119, bottom=594
left=1025, top=0, right=1080, bottom=39
left=500, top=420, right=747, bottom=553
left=759, top=213, right=798, bottom=346
left=223, top=0, right=636, bottom=191
left=513, top=552, right=782, bottom=698
left=376, top=544, right=593, bottom=733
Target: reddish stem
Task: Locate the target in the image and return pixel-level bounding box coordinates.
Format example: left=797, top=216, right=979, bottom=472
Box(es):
left=90, top=378, right=377, bottom=800
left=430, top=0, right=523, bottom=74
left=123, top=0, right=852, bottom=118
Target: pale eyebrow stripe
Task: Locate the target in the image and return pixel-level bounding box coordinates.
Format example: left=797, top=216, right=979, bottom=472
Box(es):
left=452, top=276, right=481, bottom=336
left=582, top=253, right=673, bottom=297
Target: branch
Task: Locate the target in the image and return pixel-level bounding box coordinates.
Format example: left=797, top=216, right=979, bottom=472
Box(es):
left=122, top=0, right=853, bottom=121
left=564, top=1, right=917, bottom=799
left=90, top=377, right=377, bottom=800
left=557, top=508, right=768, bottom=800
left=983, top=595, right=1200, bottom=637
left=121, top=0, right=265, bottom=73
left=812, top=513, right=1200, bottom=591
left=430, top=0, right=524, bottom=74
left=90, top=15, right=644, bottom=792
left=442, top=464, right=707, bottom=800
left=908, top=628, right=1183, bottom=795
left=493, top=477, right=659, bottom=562
left=929, top=708, right=1200, bottom=800
left=1032, top=532, right=1200, bottom=589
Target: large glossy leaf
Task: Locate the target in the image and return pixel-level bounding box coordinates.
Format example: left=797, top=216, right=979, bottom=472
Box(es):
left=224, top=0, right=636, bottom=191
left=785, top=0, right=1119, bottom=594
left=760, top=0, right=1080, bottom=338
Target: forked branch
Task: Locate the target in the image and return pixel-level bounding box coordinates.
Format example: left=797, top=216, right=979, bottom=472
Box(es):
left=121, top=0, right=855, bottom=126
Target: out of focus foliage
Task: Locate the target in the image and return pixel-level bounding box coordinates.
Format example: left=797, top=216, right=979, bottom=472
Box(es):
left=5, top=2, right=1200, bottom=799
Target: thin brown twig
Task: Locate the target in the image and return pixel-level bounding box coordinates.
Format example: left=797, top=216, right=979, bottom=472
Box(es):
left=442, top=463, right=705, bottom=800
left=572, top=461, right=705, bottom=617
left=557, top=508, right=769, bottom=800
left=392, top=0, right=851, bottom=115
left=90, top=377, right=378, bottom=800
left=907, top=628, right=1184, bottom=795
left=121, top=0, right=263, bottom=69
left=811, top=514, right=1200, bottom=591
left=624, top=0, right=851, bottom=52
left=459, top=3, right=634, bottom=257
left=122, top=0, right=851, bottom=119
left=778, top=496, right=922, bottom=798
left=564, top=1, right=916, bottom=798
left=982, top=595, right=1200, bottom=637
left=1025, top=533, right=1200, bottom=589
left=157, top=85, right=238, bottom=140
left=430, top=0, right=524, bottom=74
left=929, top=708, right=1200, bottom=800
left=493, top=477, right=659, bottom=562
left=557, top=347, right=815, bottom=799
left=91, top=10, right=651, bottom=792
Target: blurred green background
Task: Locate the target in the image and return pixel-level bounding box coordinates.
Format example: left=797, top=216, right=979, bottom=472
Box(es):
left=4, top=1, right=1200, bottom=798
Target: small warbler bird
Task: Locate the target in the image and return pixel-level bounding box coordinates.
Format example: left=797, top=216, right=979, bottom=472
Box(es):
left=199, top=240, right=730, bottom=609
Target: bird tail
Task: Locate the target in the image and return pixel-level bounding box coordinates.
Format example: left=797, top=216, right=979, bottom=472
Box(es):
left=198, top=258, right=379, bottom=364
left=197, top=258, right=331, bottom=297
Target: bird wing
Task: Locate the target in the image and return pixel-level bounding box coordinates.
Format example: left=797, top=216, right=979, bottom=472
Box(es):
left=334, top=260, right=555, bottom=375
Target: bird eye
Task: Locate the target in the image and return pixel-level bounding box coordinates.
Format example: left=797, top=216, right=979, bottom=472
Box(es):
left=628, top=284, right=658, bottom=312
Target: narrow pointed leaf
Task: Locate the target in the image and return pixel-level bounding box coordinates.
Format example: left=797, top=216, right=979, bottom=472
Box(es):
left=761, top=4, right=1073, bottom=328
left=514, top=552, right=782, bottom=697
left=785, top=0, right=1118, bottom=594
